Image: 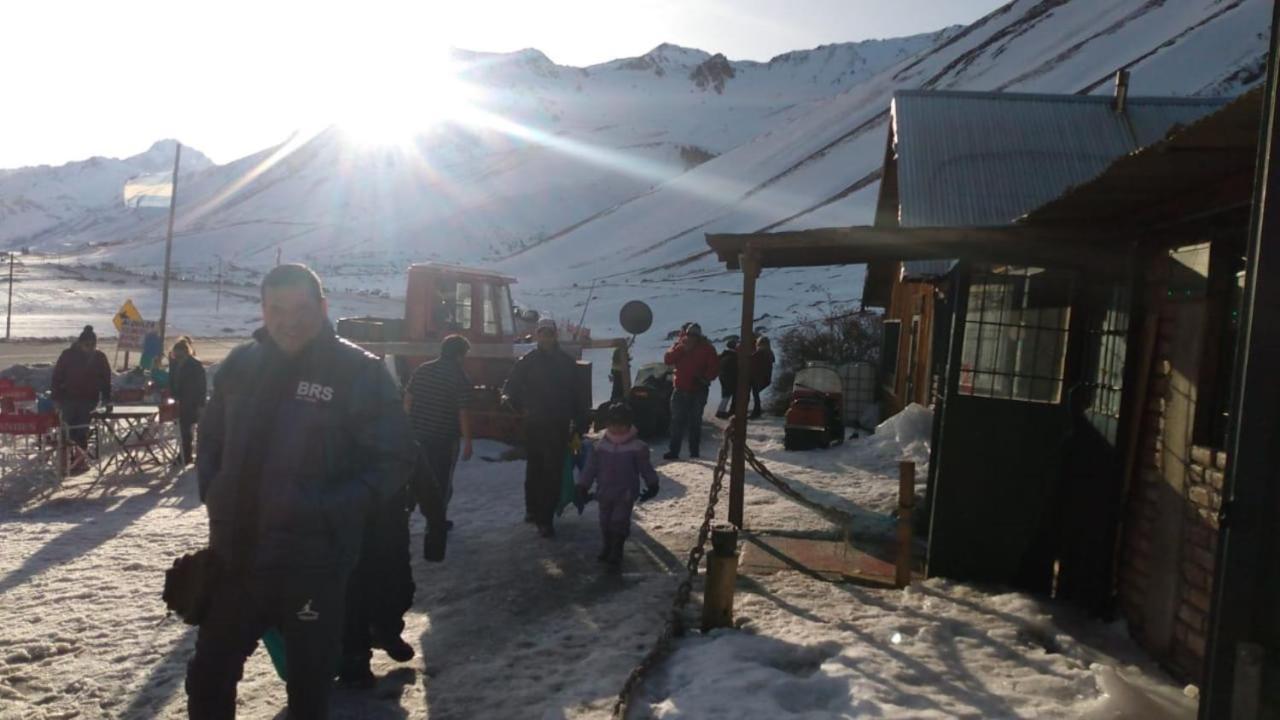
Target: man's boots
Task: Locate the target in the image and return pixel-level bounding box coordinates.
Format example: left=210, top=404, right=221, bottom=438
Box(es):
left=372, top=633, right=416, bottom=662
left=607, top=533, right=626, bottom=574
left=337, top=653, right=376, bottom=690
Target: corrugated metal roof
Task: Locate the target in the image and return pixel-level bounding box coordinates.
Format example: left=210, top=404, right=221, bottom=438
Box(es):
left=888, top=89, right=1228, bottom=278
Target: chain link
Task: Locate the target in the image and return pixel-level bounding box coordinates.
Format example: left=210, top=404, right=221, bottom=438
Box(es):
left=742, top=443, right=857, bottom=531
left=610, top=426, right=733, bottom=719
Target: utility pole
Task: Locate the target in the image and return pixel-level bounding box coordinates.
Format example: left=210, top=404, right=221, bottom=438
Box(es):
left=215, top=256, right=223, bottom=314
left=158, top=142, right=182, bottom=349
left=4, top=252, right=13, bottom=341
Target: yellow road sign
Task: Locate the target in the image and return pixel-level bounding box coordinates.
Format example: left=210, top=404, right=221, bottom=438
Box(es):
left=113, top=299, right=142, bottom=332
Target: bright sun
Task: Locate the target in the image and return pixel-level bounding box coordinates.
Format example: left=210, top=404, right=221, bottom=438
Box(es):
left=324, top=42, right=477, bottom=147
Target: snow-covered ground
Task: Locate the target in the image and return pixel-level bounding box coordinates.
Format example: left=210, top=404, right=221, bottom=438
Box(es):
left=0, top=256, right=402, bottom=341
left=0, top=412, right=1195, bottom=719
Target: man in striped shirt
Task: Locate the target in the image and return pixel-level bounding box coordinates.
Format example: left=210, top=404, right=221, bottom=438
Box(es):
left=404, top=335, right=474, bottom=529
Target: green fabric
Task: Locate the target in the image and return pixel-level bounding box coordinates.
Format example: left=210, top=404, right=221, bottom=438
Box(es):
left=262, top=627, right=288, bottom=681
left=556, top=452, right=575, bottom=517
left=261, top=627, right=342, bottom=682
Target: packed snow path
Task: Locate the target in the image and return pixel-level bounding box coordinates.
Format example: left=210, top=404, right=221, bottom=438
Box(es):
left=0, top=420, right=1192, bottom=718
left=0, top=440, right=686, bottom=719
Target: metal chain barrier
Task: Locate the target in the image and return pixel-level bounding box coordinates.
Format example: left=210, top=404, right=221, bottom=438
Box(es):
left=611, top=427, right=865, bottom=717
left=741, top=443, right=857, bottom=531
left=610, top=428, right=733, bottom=719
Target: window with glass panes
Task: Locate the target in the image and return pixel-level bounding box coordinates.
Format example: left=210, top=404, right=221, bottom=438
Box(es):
left=1080, top=284, right=1130, bottom=445
left=959, top=266, right=1072, bottom=403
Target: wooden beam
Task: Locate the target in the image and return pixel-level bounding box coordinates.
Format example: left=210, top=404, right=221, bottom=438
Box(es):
left=707, top=226, right=1134, bottom=276
left=729, top=251, right=759, bottom=528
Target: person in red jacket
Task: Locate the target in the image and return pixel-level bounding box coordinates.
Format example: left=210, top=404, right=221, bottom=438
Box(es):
left=662, top=323, right=718, bottom=460
left=51, top=325, right=112, bottom=473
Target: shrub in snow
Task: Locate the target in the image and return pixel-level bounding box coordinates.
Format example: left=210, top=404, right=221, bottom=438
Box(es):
left=768, top=309, right=881, bottom=416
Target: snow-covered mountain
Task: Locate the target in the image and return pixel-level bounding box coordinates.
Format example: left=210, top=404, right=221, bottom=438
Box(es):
left=0, top=30, right=946, bottom=262
left=1, top=0, right=1272, bottom=348
left=0, top=140, right=212, bottom=250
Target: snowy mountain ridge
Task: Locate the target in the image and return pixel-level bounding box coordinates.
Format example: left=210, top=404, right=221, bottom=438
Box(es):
left=0, top=0, right=1272, bottom=352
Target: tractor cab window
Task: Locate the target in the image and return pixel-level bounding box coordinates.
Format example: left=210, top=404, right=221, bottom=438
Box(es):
left=482, top=282, right=516, bottom=336
left=455, top=282, right=473, bottom=330
left=438, top=281, right=473, bottom=331
left=482, top=283, right=499, bottom=335
left=498, top=284, right=515, bottom=336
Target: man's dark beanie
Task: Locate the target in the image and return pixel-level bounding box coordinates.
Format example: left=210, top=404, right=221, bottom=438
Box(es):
left=79, top=325, right=96, bottom=344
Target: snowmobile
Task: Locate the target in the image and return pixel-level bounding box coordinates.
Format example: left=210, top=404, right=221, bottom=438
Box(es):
left=783, top=365, right=845, bottom=451
left=627, top=362, right=673, bottom=440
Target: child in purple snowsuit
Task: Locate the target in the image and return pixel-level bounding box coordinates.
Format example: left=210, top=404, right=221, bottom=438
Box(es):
left=576, top=402, right=659, bottom=572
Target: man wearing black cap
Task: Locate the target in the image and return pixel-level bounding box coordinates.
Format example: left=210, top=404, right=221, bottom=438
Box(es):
left=187, top=264, right=416, bottom=719
left=502, top=318, right=587, bottom=538
left=51, top=325, right=112, bottom=474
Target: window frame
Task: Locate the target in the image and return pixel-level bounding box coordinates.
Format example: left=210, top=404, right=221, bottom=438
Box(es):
left=958, top=265, right=1073, bottom=404
left=881, top=319, right=902, bottom=393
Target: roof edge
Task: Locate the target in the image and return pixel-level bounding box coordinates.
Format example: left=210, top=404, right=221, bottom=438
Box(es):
left=891, top=88, right=1232, bottom=107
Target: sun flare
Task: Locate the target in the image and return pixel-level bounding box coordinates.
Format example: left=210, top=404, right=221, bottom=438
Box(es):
left=326, top=44, right=477, bottom=147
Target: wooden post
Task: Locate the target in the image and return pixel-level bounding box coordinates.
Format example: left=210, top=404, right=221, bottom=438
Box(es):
left=729, top=250, right=759, bottom=529
left=215, top=256, right=222, bottom=314
left=702, top=524, right=739, bottom=631
left=158, top=142, right=182, bottom=350
left=896, top=460, right=915, bottom=587
left=1203, top=5, right=1280, bottom=716
left=5, top=252, right=13, bottom=340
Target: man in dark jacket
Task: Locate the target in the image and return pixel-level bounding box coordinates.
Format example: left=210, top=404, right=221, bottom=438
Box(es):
left=502, top=318, right=586, bottom=538
left=187, top=264, right=415, bottom=720
left=168, top=337, right=207, bottom=466
left=714, top=337, right=739, bottom=419
left=662, top=323, right=719, bottom=460
left=751, top=336, right=775, bottom=419
left=51, top=325, right=112, bottom=474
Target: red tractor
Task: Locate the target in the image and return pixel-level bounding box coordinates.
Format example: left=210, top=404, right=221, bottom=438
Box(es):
left=337, top=263, right=627, bottom=443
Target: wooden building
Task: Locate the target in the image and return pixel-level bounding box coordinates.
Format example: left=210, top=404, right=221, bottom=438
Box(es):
left=865, top=88, right=1230, bottom=417
left=707, top=86, right=1261, bottom=694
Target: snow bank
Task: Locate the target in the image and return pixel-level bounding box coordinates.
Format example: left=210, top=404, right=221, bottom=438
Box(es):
left=868, top=403, right=932, bottom=468
left=1080, top=665, right=1197, bottom=720
left=1, top=362, right=154, bottom=396
left=630, top=578, right=1197, bottom=719
left=0, top=363, right=53, bottom=393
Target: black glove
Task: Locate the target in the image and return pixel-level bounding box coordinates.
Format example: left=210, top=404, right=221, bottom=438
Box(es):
left=638, top=485, right=659, bottom=503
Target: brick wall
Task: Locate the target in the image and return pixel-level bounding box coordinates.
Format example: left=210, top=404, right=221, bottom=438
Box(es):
left=1117, top=362, right=1167, bottom=645
left=1172, top=445, right=1225, bottom=677
left=1116, top=269, right=1225, bottom=683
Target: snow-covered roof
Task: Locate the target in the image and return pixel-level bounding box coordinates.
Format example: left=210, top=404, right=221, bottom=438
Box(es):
left=878, top=89, right=1230, bottom=278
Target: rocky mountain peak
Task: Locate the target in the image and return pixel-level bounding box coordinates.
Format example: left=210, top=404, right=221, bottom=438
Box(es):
left=689, top=53, right=736, bottom=94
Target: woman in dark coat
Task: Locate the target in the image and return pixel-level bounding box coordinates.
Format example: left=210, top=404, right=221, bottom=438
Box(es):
left=750, top=336, right=775, bottom=419
left=168, top=337, right=207, bottom=465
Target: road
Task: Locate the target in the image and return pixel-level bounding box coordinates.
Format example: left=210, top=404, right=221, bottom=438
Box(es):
left=0, top=337, right=247, bottom=368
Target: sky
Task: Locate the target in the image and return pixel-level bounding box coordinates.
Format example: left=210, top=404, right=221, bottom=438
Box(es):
left=0, top=0, right=1006, bottom=170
